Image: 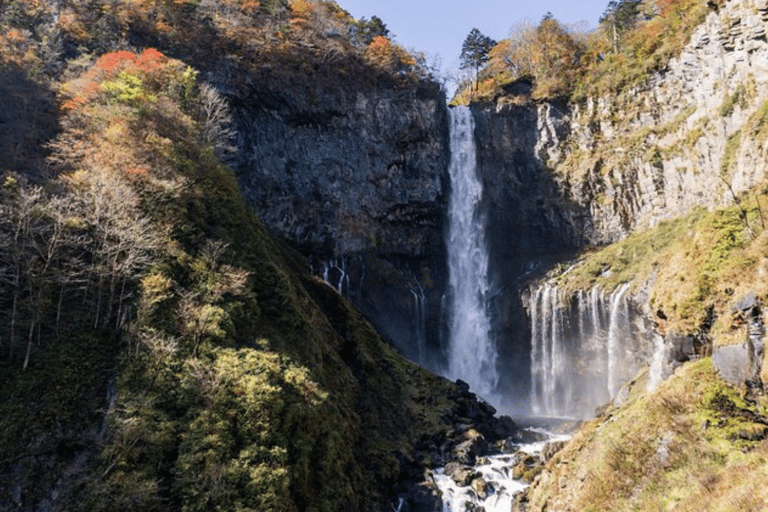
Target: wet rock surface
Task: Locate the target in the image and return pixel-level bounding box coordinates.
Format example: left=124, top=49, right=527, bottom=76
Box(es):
left=395, top=380, right=541, bottom=511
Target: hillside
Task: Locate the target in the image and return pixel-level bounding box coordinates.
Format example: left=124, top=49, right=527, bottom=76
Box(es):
left=3, top=0, right=768, bottom=511
left=0, top=2, right=501, bottom=511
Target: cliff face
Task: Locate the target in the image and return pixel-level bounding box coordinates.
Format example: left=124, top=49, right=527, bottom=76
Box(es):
left=546, top=0, right=768, bottom=242
left=235, top=83, right=449, bottom=257
left=233, top=81, right=450, bottom=365
left=471, top=0, right=768, bottom=402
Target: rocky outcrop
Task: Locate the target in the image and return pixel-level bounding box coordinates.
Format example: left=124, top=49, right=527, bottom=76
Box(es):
left=233, top=81, right=450, bottom=361
left=235, top=83, right=449, bottom=257
left=712, top=293, right=766, bottom=387
left=550, top=0, right=768, bottom=242
left=469, top=0, right=768, bottom=401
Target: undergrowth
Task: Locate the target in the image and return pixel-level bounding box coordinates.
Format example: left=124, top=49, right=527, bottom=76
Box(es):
left=529, top=359, right=768, bottom=512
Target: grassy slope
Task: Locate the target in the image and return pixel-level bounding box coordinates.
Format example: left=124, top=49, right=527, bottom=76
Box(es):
left=526, top=359, right=768, bottom=512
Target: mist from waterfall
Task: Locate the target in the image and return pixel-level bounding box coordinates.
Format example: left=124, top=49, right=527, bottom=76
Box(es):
left=446, top=106, right=497, bottom=400
left=529, top=283, right=645, bottom=419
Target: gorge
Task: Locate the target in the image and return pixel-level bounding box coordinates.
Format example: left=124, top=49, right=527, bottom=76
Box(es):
left=2, top=0, right=768, bottom=510
left=235, top=0, right=768, bottom=418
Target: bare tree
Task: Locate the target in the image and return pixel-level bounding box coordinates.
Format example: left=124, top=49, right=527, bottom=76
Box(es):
left=196, top=83, right=237, bottom=161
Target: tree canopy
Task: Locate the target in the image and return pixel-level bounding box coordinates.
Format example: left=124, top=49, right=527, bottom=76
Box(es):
left=460, top=28, right=497, bottom=90
left=356, top=15, right=389, bottom=44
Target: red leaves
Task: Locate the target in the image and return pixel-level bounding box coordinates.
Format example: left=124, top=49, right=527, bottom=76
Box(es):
left=96, top=50, right=137, bottom=73
left=96, top=49, right=168, bottom=75
left=136, top=48, right=166, bottom=72
left=62, top=49, right=169, bottom=111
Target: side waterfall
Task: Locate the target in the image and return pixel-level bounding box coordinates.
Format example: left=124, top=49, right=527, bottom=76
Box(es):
left=529, top=283, right=646, bottom=419
left=446, top=106, right=497, bottom=399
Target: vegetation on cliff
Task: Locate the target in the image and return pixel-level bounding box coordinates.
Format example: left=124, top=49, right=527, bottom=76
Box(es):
left=524, top=359, right=768, bottom=511
left=454, top=0, right=725, bottom=103
left=0, top=1, right=459, bottom=510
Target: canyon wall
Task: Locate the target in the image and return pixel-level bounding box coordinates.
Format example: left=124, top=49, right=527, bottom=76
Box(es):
left=473, top=0, right=768, bottom=406
left=233, top=81, right=450, bottom=367
left=230, top=0, right=768, bottom=403
left=546, top=0, right=768, bottom=242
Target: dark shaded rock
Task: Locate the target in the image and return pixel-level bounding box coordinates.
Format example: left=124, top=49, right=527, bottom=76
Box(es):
left=236, top=88, right=449, bottom=259
left=491, top=415, right=518, bottom=439
left=666, top=331, right=696, bottom=363
left=456, top=379, right=472, bottom=397
left=235, top=84, right=451, bottom=366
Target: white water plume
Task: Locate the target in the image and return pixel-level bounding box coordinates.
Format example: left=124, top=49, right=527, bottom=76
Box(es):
left=529, top=283, right=642, bottom=418
left=446, top=106, right=497, bottom=399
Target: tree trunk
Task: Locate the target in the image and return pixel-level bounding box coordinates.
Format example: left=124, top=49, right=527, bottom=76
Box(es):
left=23, top=318, right=35, bottom=371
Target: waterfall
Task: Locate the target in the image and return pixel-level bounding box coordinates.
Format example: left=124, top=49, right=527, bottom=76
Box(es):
left=530, top=285, right=572, bottom=417
left=607, top=283, right=631, bottom=398
left=528, top=283, right=639, bottom=418
left=446, top=106, right=497, bottom=399
left=319, top=257, right=350, bottom=296
left=409, top=281, right=428, bottom=366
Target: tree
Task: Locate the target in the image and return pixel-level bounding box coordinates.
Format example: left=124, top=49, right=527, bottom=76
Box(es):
left=356, top=15, right=389, bottom=44
left=460, top=28, right=497, bottom=91
left=600, top=0, right=642, bottom=53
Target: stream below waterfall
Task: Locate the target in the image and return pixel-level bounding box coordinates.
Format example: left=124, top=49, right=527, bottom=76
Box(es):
left=434, top=425, right=572, bottom=512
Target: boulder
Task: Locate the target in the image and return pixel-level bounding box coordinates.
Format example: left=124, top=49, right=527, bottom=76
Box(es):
left=540, top=440, right=567, bottom=462
left=471, top=477, right=492, bottom=500
left=713, top=341, right=761, bottom=386
left=442, top=462, right=477, bottom=487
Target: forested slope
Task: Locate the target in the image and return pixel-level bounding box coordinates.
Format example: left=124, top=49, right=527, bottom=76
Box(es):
left=0, top=2, right=473, bottom=510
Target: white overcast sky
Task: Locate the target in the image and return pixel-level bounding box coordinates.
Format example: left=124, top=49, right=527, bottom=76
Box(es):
left=338, top=0, right=611, bottom=80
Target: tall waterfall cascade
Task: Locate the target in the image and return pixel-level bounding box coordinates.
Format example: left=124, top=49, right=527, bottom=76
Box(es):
left=446, top=106, right=498, bottom=400
left=529, top=283, right=656, bottom=419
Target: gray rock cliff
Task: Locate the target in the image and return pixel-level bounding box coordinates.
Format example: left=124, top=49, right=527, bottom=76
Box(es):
left=233, top=81, right=450, bottom=364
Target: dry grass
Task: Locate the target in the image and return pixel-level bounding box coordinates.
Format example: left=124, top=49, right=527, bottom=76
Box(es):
left=527, top=358, right=768, bottom=512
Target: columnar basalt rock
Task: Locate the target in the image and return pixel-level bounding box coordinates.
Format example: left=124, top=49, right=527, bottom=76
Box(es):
left=233, top=81, right=451, bottom=363
left=471, top=0, right=768, bottom=401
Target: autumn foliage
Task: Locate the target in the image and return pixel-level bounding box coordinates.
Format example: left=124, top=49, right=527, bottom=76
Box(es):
left=365, top=35, right=416, bottom=73
left=460, top=0, right=724, bottom=102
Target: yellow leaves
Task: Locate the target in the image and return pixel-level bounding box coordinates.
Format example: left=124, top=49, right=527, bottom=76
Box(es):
left=140, top=272, right=174, bottom=310
left=288, top=0, right=313, bottom=19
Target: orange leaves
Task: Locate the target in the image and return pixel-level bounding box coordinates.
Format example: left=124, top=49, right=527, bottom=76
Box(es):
left=369, top=35, right=391, bottom=51
left=288, top=0, right=313, bottom=29
left=289, top=0, right=313, bottom=18
left=136, top=48, right=166, bottom=72
left=365, top=36, right=415, bottom=72
left=241, top=0, right=261, bottom=13
left=96, top=49, right=168, bottom=76
left=62, top=49, right=170, bottom=112
left=655, top=0, right=676, bottom=17
left=96, top=51, right=137, bottom=73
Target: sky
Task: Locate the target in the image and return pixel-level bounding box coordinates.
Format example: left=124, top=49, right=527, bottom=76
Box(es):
left=339, top=0, right=611, bottom=85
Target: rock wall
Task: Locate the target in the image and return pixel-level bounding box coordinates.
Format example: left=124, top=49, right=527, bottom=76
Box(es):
left=550, top=0, right=768, bottom=242
left=233, top=81, right=450, bottom=364
left=471, top=0, right=768, bottom=402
